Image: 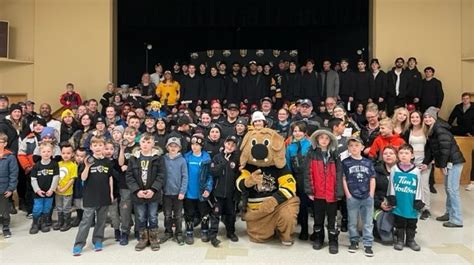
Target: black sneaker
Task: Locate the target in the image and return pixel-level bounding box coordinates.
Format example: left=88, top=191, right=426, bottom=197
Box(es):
left=364, top=246, right=374, bottom=257
left=436, top=214, right=449, bottom=222
left=3, top=229, right=12, bottom=238
left=443, top=222, right=463, bottom=228
left=226, top=233, right=239, bottom=242
left=114, top=229, right=121, bottom=242
left=348, top=241, right=359, bottom=253
left=420, top=210, right=431, bottom=220
left=298, top=232, right=309, bottom=241
left=160, top=232, right=173, bottom=243
left=211, top=238, right=221, bottom=247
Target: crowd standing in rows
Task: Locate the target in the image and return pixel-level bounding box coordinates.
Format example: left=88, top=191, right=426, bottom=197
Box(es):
left=0, top=56, right=473, bottom=257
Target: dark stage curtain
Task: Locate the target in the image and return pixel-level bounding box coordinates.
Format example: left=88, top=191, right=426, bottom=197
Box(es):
left=118, top=0, right=369, bottom=85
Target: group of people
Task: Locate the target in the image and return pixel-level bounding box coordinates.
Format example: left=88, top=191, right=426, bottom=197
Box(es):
left=0, top=56, right=472, bottom=258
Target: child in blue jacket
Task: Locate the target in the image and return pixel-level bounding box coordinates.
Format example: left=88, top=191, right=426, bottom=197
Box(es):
left=184, top=133, right=213, bottom=245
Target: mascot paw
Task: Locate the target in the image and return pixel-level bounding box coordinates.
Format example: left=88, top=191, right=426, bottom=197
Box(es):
left=259, top=197, right=278, bottom=214
left=244, top=169, right=263, bottom=187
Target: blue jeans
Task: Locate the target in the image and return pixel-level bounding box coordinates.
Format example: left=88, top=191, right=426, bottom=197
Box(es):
left=135, top=201, right=159, bottom=230
left=32, top=197, right=54, bottom=218
left=444, top=163, right=463, bottom=225
left=347, top=196, right=374, bottom=247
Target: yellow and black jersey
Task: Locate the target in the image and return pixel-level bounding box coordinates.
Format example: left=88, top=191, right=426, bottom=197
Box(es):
left=237, top=164, right=296, bottom=209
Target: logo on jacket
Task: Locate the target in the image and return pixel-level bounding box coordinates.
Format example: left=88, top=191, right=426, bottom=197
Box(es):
left=255, top=172, right=276, bottom=192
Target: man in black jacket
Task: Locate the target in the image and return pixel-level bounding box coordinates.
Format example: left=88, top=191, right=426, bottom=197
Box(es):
left=420, top=67, right=444, bottom=112
left=292, top=99, right=323, bottom=135
left=243, top=61, right=267, bottom=106
left=406, top=57, right=423, bottom=107
left=369, top=59, right=387, bottom=111
left=386, top=58, right=410, bottom=116
left=301, top=59, right=321, bottom=107
left=448, top=93, right=474, bottom=136
left=354, top=59, right=371, bottom=111
left=338, top=59, right=356, bottom=111
left=180, top=64, right=203, bottom=109
left=225, top=62, right=243, bottom=105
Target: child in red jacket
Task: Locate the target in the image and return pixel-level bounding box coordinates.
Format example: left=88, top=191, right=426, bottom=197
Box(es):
left=304, top=129, right=343, bottom=254
left=60, top=83, right=82, bottom=109
left=368, top=118, right=405, bottom=160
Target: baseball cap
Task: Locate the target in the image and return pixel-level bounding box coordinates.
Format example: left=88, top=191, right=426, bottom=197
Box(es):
left=166, top=137, right=182, bottom=148
left=300, top=99, right=313, bottom=107
left=225, top=135, right=238, bottom=143
left=95, top=116, right=106, bottom=125
left=260, top=97, right=272, bottom=104
left=25, top=100, right=35, bottom=105
left=249, top=60, right=257, bottom=65
left=0, top=95, right=9, bottom=102
left=227, top=103, right=239, bottom=110
left=347, top=136, right=363, bottom=144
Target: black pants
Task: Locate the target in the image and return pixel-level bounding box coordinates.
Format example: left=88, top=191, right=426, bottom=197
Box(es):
left=394, top=215, right=417, bottom=241
left=163, top=195, right=183, bottom=234
left=296, top=189, right=311, bottom=234
left=313, top=199, right=338, bottom=231
left=184, top=199, right=210, bottom=232
left=210, top=196, right=236, bottom=238
left=338, top=197, right=348, bottom=225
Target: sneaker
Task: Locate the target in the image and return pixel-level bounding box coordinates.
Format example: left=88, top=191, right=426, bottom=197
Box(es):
left=281, top=240, right=294, bottom=246
left=348, top=241, right=359, bottom=253
left=211, top=238, right=221, bottom=248
left=72, top=246, right=83, bottom=256
left=465, top=183, right=474, bottom=191
left=3, top=229, right=12, bottom=238
left=114, top=229, right=121, bottom=242
left=201, top=231, right=209, bottom=242
left=93, top=242, right=103, bottom=252
left=26, top=213, right=33, bottom=219
left=436, top=214, right=449, bottom=222
left=364, top=246, right=374, bottom=257
left=119, top=233, right=129, bottom=246
left=420, top=210, right=431, bottom=220
left=443, top=222, right=463, bottom=228
left=226, top=233, right=239, bottom=242
left=298, top=232, right=309, bottom=241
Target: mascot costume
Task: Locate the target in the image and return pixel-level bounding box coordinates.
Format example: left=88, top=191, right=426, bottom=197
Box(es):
left=236, top=127, right=299, bottom=245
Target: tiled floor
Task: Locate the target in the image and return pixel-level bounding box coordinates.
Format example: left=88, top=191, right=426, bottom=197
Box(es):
left=1, top=184, right=473, bottom=265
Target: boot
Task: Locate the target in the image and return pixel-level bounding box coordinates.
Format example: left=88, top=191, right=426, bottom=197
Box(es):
left=149, top=228, right=160, bottom=251
left=135, top=229, right=149, bottom=251
left=405, top=228, right=421, bottom=251
left=159, top=232, right=173, bottom=243
left=40, top=215, right=51, bottom=233
left=71, top=210, right=83, bottom=227
left=394, top=228, right=405, bottom=251
left=185, top=221, right=194, bottom=245
left=60, top=213, right=72, bottom=232
left=53, top=213, right=64, bottom=231
left=29, top=216, right=40, bottom=234
left=201, top=216, right=210, bottom=242
left=312, top=227, right=325, bottom=250
left=328, top=229, right=339, bottom=254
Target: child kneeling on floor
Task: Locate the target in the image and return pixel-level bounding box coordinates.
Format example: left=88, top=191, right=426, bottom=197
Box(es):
left=126, top=133, right=165, bottom=251
left=387, top=144, right=424, bottom=251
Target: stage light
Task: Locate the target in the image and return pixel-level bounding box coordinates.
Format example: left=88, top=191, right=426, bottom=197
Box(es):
left=147, top=44, right=153, bottom=50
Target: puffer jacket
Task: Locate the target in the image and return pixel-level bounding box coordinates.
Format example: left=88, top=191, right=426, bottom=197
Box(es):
left=374, top=161, right=390, bottom=210
left=125, top=147, right=165, bottom=203
left=303, top=130, right=343, bottom=202
left=210, top=150, right=240, bottom=199
left=0, top=149, right=18, bottom=193
left=423, top=120, right=465, bottom=167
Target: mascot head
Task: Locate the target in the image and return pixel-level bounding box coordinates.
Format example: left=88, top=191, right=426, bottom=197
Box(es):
left=240, top=128, right=286, bottom=169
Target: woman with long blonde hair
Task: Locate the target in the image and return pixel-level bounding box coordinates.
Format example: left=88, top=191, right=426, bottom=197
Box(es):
left=392, top=107, right=410, bottom=135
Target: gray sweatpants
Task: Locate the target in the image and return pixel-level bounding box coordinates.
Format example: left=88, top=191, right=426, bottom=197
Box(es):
left=73, top=206, right=108, bottom=248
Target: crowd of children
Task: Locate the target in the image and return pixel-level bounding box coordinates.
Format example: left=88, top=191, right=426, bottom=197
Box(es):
left=0, top=57, right=469, bottom=258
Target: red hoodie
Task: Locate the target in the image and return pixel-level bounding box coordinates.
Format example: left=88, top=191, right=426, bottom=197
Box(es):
left=368, top=133, right=405, bottom=159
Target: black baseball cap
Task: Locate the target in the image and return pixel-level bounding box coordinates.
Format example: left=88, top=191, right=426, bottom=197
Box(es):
left=227, top=103, right=239, bottom=110
left=225, top=135, right=238, bottom=143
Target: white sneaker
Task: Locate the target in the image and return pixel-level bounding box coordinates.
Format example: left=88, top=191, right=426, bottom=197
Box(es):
left=465, top=183, right=474, bottom=191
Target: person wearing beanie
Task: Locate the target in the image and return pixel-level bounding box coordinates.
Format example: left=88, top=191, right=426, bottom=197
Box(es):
left=183, top=132, right=213, bottom=245
left=60, top=109, right=79, bottom=143
left=203, top=123, right=224, bottom=159
left=251, top=111, right=266, bottom=130
left=422, top=106, right=465, bottom=228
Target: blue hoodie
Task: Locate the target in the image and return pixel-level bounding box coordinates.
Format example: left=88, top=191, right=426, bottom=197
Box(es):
left=163, top=153, right=188, bottom=196
left=184, top=151, right=213, bottom=201
left=285, top=137, right=312, bottom=172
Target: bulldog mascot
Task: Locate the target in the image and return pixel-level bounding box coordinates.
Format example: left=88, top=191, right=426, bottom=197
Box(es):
left=236, top=128, right=299, bottom=245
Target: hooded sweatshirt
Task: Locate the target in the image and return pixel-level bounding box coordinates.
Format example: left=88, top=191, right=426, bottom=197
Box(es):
left=368, top=133, right=405, bottom=160
left=163, top=153, right=188, bottom=196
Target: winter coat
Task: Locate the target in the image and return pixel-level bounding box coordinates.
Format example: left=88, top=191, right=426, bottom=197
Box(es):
left=448, top=102, right=474, bottom=136
left=210, top=150, right=240, bottom=199
left=125, top=148, right=165, bottom=203
left=369, top=70, right=387, bottom=100
left=386, top=68, right=409, bottom=98
left=0, top=149, right=18, bottom=193
left=0, top=116, right=30, bottom=154
left=374, top=161, right=390, bottom=210
left=423, top=120, right=465, bottom=167
left=304, top=130, right=343, bottom=202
